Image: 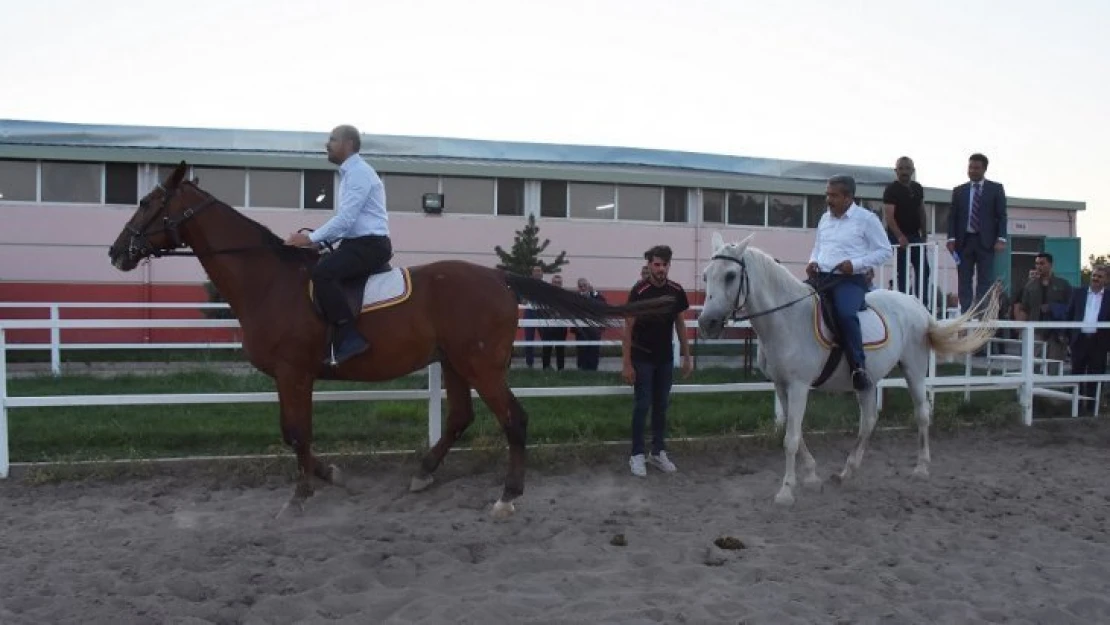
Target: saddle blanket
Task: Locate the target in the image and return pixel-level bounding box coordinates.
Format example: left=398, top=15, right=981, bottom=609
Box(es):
left=359, top=267, right=411, bottom=311
left=813, top=304, right=890, bottom=351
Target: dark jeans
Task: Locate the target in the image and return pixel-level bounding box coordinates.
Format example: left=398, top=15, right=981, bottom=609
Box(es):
left=631, top=358, right=673, bottom=456
left=957, top=234, right=995, bottom=314
left=1071, top=336, right=1108, bottom=408
left=575, top=328, right=601, bottom=371
left=890, top=233, right=931, bottom=305
left=820, top=272, right=869, bottom=369
left=311, top=235, right=392, bottom=325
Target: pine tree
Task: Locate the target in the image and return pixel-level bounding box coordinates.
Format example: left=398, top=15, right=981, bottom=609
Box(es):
left=494, top=214, right=568, bottom=276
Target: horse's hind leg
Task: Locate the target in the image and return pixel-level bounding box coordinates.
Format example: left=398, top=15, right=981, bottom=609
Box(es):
left=472, top=374, right=528, bottom=520
left=901, top=358, right=932, bottom=478
left=411, top=363, right=476, bottom=492
left=835, top=388, right=880, bottom=482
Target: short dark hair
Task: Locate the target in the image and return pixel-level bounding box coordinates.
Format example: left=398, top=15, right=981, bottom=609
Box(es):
left=827, top=175, right=856, bottom=198
left=969, top=153, right=989, bottom=169
left=334, top=124, right=361, bottom=152
left=644, top=245, right=672, bottom=263
left=1035, top=252, right=1054, bottom=264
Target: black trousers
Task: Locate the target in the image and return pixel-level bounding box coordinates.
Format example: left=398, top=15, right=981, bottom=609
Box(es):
left=1071, top=335, right=1108, bottom=407
left=312, top=235, right=392, bottom=325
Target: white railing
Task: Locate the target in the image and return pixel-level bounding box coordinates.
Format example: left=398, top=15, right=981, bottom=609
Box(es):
left=2, top=314, right=1108, bottom=479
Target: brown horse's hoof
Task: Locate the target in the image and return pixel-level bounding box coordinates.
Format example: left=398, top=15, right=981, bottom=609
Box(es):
left=327, top=465, right=345, bottom=487
left=409, top=474, right=435, bottom=493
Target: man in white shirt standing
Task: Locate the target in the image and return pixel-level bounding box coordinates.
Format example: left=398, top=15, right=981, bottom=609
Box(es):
left=285, top=124, right=392, bottom=365
left=1064, top=264, right=1109, bottom=412
left=806, top=175, right=894, bottom=391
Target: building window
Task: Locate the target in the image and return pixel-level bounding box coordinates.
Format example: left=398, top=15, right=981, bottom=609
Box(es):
left=303, top=170, right=335, bottom=210
left=663, top=187, right=688, bottom=223
left=104, top=163, right=138, bottom=205
left=569, top=182, right=615, bottom=219
left=193, top=167, right=246, bottom=207
left=383, top=174, right=438, bottom=213
left=0, top=159, right=38, bottom=201
left=540, top=180, right=567, bottom=218
left=616, top=184, right=660, bottom=221
left=496, top=179, right=525, bottom=216
left=441, top=176, right=495, bottom=215
left=727, top=191, right=765, bottom=226
left=702, top=189, right=725, bottom=223
left=248, top=169, right=300, bottom=209
left=806, top=194, right=826, bottom=228
left=933, top=202, right=951, bottom=235
left=41, top=161, right=102, bottom=203
left=767, top=194, right=804, bottom=228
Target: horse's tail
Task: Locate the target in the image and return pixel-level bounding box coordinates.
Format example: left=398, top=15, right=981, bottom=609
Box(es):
left=503, top=273, right=675, bottom=326
left=926, top=281, right=1003, bottom=355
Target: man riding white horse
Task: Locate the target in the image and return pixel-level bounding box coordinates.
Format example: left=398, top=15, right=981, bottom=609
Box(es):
left=806, top=175, right=893, bottom=391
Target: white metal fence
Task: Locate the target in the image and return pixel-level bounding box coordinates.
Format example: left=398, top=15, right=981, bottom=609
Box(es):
left=2, top=307, right=1108, bottom=479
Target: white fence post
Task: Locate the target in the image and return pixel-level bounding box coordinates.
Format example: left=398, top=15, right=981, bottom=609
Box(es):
left=50, top=304, right=61, bottom=377
left=427, top=362, right=442, bottom=447
left=1, top=328, right=9, bottom=478
left=1020, top=325, right=1035, bottom=426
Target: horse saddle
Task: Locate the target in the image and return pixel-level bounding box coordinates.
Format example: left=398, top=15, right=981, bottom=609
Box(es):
left=308, top=262, right=414, bottom=319
left=804, top=278, right=890, bottom=388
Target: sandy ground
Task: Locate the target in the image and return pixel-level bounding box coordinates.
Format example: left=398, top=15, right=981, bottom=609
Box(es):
left=2, top=421, right=1109, bottom=625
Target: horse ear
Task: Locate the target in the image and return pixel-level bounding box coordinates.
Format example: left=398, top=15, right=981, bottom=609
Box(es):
left=169, top=161, right=188, bottom=187
left=735, top=232, right=755, bottom=255
left=710, top=231, right=725, bottom=252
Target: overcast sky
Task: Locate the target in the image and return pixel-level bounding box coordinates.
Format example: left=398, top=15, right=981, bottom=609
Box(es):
left=2, top=0, right=1107, bottom=261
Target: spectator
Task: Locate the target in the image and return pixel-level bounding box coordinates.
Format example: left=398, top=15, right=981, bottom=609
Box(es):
left=1064, top=264, right=1109, bottom=413
left=883, top=156, right=931, bottom=305
left=573, top=277, right=605, bottom=370
left=521, top=264, right=543, bottom=367
left=1019, top=252, right=1073, bottom=361
left=540, top=274, right=567, bottom=370
left=947, top=153, right=1008, bottom=314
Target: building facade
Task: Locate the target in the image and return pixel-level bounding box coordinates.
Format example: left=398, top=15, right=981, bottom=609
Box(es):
left=0, top=119, right=1085, bottom=344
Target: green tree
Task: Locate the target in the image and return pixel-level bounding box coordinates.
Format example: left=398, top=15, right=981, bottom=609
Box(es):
left=494, top=214, right=569, bottom=276
left=1081, top=253, right=1109, bottom=285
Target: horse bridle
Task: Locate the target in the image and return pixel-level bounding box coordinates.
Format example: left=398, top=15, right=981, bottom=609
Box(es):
left=709, top=252, right=836, bottom=323
left=123, top=181, right=218, bottom=261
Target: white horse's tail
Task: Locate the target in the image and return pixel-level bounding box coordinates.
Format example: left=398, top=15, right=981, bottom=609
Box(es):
left=926, top=281, right=1003, bottom=355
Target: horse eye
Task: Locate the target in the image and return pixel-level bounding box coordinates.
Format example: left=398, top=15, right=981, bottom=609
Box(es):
left=725, top=271, right=736, bottom=283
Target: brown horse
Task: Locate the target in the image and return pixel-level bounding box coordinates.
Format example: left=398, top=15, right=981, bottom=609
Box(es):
left=107, top=162, right=675, bottom=519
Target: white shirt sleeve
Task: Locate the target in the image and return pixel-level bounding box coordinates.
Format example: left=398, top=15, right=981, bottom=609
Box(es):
left=309, top=167, right=373, bottom=245
left=850, top=211, right=894, bottom=272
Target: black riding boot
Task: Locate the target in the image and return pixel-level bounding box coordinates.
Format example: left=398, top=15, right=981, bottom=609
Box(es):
left=328, top=320, right=369, bottom=366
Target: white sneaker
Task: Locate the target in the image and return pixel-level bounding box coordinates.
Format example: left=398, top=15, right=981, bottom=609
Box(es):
left=629, top=454, right=647, bottom=477
left=648, top=451, right=677, bottom=473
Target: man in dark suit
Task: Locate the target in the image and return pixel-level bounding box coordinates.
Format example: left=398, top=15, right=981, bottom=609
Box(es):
left=946, top=153, right=1007, bottom=314
left=1065, top=265, right=1109, bottom=412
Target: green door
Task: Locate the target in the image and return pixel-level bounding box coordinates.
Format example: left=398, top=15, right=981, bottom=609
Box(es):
left=993, top=240, right=1011, bottom=292
left=1044, top=237, right=1082, bottom=286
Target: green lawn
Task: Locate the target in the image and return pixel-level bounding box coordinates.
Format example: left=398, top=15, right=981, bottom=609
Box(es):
left=4, top=364, right=1034, bottom=464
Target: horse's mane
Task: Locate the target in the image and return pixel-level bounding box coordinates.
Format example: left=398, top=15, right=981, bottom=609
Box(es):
left=733, top=244, right=810, bottom=295
left=182, top=181, right=320, bottom=264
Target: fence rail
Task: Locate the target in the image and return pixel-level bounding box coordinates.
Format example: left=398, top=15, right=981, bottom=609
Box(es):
left=2, top=309, right=1108, bottom=479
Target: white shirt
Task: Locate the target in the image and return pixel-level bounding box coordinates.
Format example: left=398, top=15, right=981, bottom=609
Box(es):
left=809, top=203, right=893, bottom=273
left=1081, top=288, right=1104, bottom=334
left=309, top=154, right=389, bottom=245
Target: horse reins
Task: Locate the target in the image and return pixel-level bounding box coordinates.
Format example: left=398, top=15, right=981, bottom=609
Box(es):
left=709, top=253, right=841, bottom=323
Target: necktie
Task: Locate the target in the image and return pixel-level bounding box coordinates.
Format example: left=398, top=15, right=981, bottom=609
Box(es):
left=969, top=182, right=981, bottom=232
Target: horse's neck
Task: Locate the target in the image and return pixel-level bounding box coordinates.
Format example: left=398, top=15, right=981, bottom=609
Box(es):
left=745, top=266, right=813, bottom=360
left=183, top=207, right=295, bottom=318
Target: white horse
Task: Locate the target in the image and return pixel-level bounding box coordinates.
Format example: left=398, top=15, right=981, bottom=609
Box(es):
left=698, top=232, right=1000, bottom=506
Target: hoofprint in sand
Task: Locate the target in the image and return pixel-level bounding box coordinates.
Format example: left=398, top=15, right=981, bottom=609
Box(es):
left=2, top=422, right=1109, bottom=625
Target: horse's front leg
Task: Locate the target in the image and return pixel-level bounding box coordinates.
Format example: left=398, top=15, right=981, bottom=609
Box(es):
left=274, top=372, right=335, bottom=518
left=775, top=382, right=812, bottom=506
